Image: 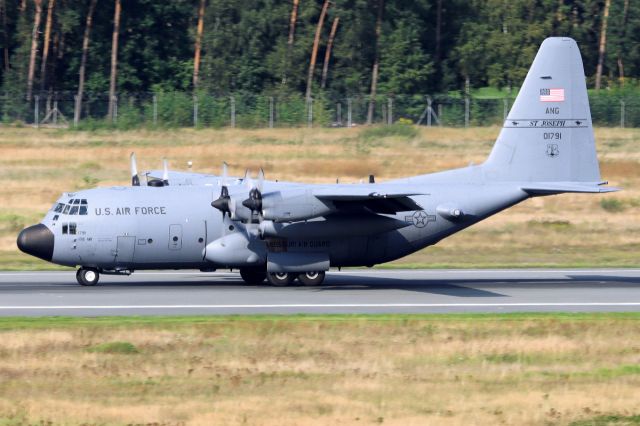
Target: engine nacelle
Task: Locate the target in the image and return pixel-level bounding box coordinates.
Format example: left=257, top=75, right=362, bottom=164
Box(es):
left=261, top=190, right=334, bottom=222
left=204, top=232, right=266, bottom=266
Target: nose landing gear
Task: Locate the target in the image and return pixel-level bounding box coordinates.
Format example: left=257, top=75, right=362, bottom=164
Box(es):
left=76, top=267, right=100, bottom=286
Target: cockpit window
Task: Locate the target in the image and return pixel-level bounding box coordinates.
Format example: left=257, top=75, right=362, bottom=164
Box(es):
left=56, top=199, right=89, bottom=215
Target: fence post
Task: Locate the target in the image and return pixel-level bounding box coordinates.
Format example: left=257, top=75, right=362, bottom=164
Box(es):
left=153, top=95, right=158, bottom=126
left=620, top=99, right=626, bottom=128
left=307, top=97, right=313, bottom=128
left=230, top=96, right=236, bottom=128
left=438, top=104, right=443, bottom=126
left=269, top=96, right=274, bottom=128
left=503, top=98, right=508, bottom=120
left=34, top=95, right=39, bottom=128
left=427, top=97, right=433, bottom=127
left=193, top=94, right=198, bottom=128
left=387, top=97, right=393, bottom=125
left=347, top=98, right=352, bottom=128
left=336, top=102, right=342, bottom=125
left=464, top=96, right=470, bottom=128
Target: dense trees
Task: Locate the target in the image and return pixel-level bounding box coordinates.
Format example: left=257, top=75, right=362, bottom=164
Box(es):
left=0, top=0, right=639, bottom=101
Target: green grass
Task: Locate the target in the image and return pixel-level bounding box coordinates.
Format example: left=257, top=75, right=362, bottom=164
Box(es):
left=86, top=341, right=139, bottom=354
left=0, top=312, right=639, bottom=330
left=601, top=198, right=627, bottom=212
left=570, top=415, right=640, bottom=425
left=359, top=123, right=418, bottom=141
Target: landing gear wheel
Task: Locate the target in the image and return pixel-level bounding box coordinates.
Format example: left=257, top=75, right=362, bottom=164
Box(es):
left=267, top=272, right=295, bottom=287
left=76, top=267, right=100, bottom=286
left=240, top=268, right=266, bottom=285
left=297, top=271, right=326, bottom=286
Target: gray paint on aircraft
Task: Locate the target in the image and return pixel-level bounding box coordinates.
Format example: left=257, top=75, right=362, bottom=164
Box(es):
left=17, top=38, right=618, bottom=286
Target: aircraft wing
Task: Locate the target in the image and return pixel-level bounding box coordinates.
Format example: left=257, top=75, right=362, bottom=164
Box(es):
left=313, top=187, right=424, bottom=214
left=146, top=170, right=220, bottom=185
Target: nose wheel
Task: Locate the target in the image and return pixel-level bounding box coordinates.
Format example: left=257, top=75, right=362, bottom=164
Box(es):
left=76, top=267, right=100, bottom=286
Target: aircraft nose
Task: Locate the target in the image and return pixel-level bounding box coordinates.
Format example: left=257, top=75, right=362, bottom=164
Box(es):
left=17, top=224, right=54, bottom=261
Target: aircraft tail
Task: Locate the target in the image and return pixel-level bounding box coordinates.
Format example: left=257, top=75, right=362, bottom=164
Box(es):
left=483, top=37, right=602, bottom=184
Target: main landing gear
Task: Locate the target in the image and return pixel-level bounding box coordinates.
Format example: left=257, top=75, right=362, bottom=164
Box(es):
left=239, top=267, right=326, bottom=287
left=76, top=267, right=100, bottom=286
left=297, top=271, right=325, bottom=286
left=264, top=271, right=326, bottom=287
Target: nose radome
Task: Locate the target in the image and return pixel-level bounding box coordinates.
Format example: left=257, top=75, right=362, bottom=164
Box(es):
left=17, top=224, right=54, bottom=262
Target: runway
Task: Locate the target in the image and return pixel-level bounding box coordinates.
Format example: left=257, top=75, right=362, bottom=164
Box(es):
left=0, top=269, right=639, bottom=316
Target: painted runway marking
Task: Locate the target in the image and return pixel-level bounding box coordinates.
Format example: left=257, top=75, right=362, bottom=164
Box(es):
left=1, top=302, right=640, bottom=310
left=0, top=269, right=639, bottom=277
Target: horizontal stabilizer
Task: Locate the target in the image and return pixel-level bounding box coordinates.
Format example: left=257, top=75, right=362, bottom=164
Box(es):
left=522, top=182, right=620, bottom=195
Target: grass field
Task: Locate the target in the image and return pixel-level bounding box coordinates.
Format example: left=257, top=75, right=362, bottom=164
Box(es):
left=0, top=125, right=638, bottom=270
left=0, top=314, right=639, bottom=425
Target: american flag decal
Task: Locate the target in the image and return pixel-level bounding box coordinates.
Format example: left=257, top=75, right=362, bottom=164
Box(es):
left=540, top=88, right=565, bottom=102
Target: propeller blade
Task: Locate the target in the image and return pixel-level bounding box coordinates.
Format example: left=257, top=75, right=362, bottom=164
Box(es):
left=222, top=162, right=229, bottom=186
left=162, top=158, right=169, bottom=185
left=130, top=152, right=140, bottom=186
left=244, top=169, right=252, bottom=189
left=257, top=168, right=265, bottom=192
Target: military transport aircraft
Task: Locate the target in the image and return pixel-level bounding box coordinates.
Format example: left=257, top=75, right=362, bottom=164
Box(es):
left=17, top=37, right=617, bottom=286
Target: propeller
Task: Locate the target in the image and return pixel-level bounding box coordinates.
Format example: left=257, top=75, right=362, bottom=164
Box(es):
left=130, top=152, right=140, bottom=186
left=162, top=158, right=169, bottom=186
left=211, top=162, right=232, bottom=218
left=242, top=168, right=264, bottom=214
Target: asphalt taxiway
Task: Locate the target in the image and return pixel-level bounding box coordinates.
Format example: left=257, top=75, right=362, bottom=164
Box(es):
left=0, top=269, right=639, bottom=316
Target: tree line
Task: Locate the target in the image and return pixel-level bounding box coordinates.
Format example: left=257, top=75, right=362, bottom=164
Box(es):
left=1, top=0, right=639, bottom=117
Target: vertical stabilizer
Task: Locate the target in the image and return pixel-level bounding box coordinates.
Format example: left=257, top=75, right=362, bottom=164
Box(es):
left=483, top=37, right=601, bottom=183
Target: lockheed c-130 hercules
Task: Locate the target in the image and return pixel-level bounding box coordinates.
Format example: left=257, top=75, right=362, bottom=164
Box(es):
left=18, top=37, right=617, bottom=286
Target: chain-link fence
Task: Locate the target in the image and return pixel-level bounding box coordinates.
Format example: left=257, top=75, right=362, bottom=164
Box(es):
left=2, top=91, right=639, bottom=129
